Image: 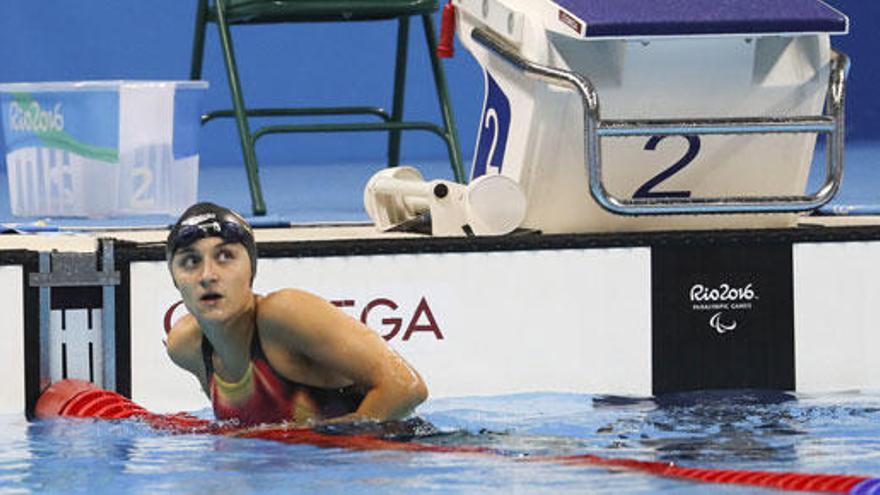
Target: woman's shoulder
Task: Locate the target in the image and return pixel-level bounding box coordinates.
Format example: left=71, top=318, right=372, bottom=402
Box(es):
left=256, top=288, right=339, bottom=340
left=260, top=287, right=319, bottom=304
left=257, top=288, right=330, bottom=316
left=166, top=314, right=203, bottom=372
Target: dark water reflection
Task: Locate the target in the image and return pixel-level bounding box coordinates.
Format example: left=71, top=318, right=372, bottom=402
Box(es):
left=589, top=389, right=880, bottom=470
left=602, top=390, right=803, bottom=463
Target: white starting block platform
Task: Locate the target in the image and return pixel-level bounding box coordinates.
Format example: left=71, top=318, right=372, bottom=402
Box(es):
left=453, top=0, right=849, bottom=233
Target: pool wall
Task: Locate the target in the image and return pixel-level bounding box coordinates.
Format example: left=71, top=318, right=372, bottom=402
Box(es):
left=6, top=227, right=880, bottom=417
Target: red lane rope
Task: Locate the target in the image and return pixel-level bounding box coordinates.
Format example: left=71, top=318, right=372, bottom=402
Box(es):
left=36, top=380, right=875, bottom=494
left=542, top=454, right=868, bottom=493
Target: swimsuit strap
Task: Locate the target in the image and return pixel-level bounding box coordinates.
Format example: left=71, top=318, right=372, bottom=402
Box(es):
left=250, top=330, right=301, bottom=391
left=250, top=329, right=269, bottom=362
left=201, top=335, right=215, bottom=379
left=200, top=329, right=264, bottom=382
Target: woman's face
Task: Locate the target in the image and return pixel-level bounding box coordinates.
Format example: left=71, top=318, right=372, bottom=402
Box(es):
left=171, top=237, right=254, bottom=324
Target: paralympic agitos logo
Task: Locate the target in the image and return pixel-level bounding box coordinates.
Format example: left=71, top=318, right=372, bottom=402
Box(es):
left=688, top=282, right=758, bottom=335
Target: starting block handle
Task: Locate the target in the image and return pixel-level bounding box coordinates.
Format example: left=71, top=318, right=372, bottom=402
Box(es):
left=471, top=27, right=850, bottom=216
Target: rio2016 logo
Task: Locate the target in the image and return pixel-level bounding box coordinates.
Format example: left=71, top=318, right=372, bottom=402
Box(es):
left=689, top=283, right=756, bottom=303
left=8, top=101, right=64, bottom=133
left=689, top=282, right=758, bottom=335
left=332, top=296, right=443, bottom=342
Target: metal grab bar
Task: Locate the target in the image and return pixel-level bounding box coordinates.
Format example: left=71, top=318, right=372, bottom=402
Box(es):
left=471, top=27, right=850, bottom=216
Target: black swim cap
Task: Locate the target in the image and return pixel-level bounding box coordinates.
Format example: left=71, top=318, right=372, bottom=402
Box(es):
left=166, top=202, right=257, bottom=282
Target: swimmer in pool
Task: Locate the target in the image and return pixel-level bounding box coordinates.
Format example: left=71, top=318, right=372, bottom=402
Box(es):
left=164, top=202, right=427, bottom=427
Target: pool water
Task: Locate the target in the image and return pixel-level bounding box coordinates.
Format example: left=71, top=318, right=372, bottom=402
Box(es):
left=2, top=390, right=880, bottom=494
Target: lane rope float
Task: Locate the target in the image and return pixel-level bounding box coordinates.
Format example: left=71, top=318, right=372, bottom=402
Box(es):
left=35, top=379, right=880, bottom=494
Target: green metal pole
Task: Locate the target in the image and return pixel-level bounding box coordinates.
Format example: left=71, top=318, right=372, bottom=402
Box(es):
left=214, top=0, right=267, bottom=215
left=422, top=14, right=466, bottom=183
left=190, top=0, right=209, bottom=80
left=387, top=17, right=411, bottom=168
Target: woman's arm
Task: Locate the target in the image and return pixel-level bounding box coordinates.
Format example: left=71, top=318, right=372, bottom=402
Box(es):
left=166, top=314, right=211, bottom=397
left=258, top=289, right=428, bottom=422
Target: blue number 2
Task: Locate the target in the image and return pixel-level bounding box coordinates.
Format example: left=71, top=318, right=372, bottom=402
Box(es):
left=473, top=73, right=510, bottom=179
left=633, top=135, right=700, bottom=199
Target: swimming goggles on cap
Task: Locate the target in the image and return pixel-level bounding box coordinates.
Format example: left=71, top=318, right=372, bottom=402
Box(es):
left=168, top=218, right=250, bottom=255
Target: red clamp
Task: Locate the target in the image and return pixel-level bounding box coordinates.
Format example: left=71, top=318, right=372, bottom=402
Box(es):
left=437, top=1, right=456, bottom=58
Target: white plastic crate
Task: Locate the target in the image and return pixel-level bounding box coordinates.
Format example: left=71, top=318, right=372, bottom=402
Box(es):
left=0, top=80, right=207, bottom=217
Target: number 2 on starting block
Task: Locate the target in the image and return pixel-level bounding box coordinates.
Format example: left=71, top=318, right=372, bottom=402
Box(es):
left=473, top=73, right=511, bottom=179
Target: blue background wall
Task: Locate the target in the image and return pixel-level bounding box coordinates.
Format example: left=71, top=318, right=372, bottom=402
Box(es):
left=0, top=0, right=875, bottom=173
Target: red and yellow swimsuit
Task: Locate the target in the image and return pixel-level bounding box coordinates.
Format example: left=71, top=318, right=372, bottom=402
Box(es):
left=202, top=334, right=364, bottom=426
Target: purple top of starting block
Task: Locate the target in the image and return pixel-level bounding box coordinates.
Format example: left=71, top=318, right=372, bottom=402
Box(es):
left=553, top=0, right=847, bottom=38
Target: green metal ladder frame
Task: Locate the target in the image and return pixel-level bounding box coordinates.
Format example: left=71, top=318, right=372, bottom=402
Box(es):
left=190, top=0, right=466, bottom=215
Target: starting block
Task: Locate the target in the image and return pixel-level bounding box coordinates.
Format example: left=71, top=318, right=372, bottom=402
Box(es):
left=453, top=0, right=849, bottom=232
